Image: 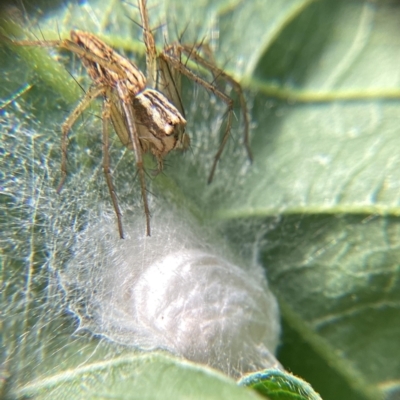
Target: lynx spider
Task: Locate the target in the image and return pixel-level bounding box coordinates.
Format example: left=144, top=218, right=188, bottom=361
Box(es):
left=3, top=0, right=252, bottom=238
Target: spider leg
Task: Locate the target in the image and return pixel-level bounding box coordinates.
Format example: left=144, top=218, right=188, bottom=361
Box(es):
left=117, top=81, right=151, bottom=236
left=57, top=85, right=105, bottom=193
left=4, top=36, right=138, bottom=82
left=160, top=49, right=235, bottom=183
left=182, top=44, right=252, bottom=165
left=102, top=94, right=124, bottom=239
left=138, top=0, right=157, bottom=88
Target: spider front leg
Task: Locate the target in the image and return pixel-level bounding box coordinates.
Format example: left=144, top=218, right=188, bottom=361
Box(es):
left=57, top=85, right=105, bottom=193
left=102, top=95, right=124, bottom=239
left=160, top=44, right=252, bottom=183
left=3, top=36, right=131, bottom=80
left=116, top=82, right=151, bottom=236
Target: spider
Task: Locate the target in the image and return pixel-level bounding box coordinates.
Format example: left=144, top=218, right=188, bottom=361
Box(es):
left=2, top=25, right=187, bottom=239
left=2, top=0, right=252, bottom=238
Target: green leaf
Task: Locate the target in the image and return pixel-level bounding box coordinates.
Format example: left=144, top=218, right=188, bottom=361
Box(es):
left=1, top=0, right=400, bottom=399
left=239, top=368, right=322, bottom=400
left=17, top=353, right=262, bottom=400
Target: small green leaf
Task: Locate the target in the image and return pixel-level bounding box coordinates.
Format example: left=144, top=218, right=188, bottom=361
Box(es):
left=239, top=368, right=322, bottom=400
